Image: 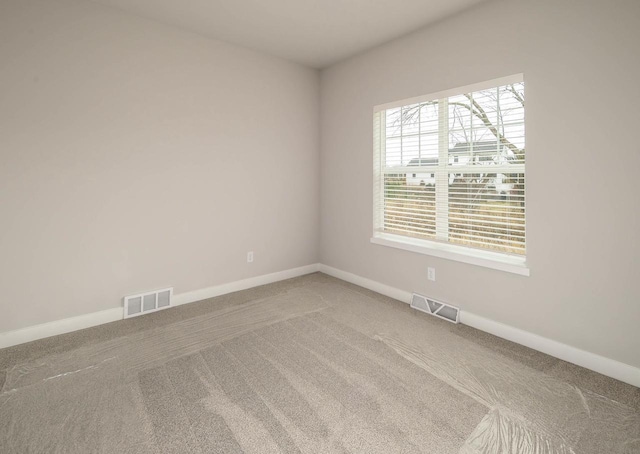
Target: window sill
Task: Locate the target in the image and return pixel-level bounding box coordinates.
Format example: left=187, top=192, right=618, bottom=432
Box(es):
left=370, top=233, right=530, bottom=276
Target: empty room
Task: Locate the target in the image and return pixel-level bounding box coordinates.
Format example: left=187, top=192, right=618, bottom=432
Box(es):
left=1, top=0, right=639, bottom=452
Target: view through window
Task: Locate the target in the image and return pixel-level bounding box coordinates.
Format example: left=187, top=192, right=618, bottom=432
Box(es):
left=373, top=76, right=525, bottom=257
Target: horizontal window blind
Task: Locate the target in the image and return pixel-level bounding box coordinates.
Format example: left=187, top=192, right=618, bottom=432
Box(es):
left=374, top=77, right=525, bottom=256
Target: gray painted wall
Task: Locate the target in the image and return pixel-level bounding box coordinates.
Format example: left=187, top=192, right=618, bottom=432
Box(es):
left=320, top=0, right=640, bottom=368
left=0, top=0, right=320, bottom=332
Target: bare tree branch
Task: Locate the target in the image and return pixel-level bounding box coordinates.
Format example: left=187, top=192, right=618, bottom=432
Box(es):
left=505, top=84, right=525, bottom=107
left=463, top=94, right=521, bottom=156
left=396, top=94, right=525, bottom=161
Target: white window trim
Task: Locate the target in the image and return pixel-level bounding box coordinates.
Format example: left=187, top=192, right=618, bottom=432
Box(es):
left=373, top=74, right=523, bottom=113
left=372, top=74, right=528, bottom=276
left=371, top=232, right=530, bottom=276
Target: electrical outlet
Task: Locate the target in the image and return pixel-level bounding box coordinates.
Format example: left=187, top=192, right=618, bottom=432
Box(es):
left=428, top=267, right=436, bottom=281
left=247, top=251, right=254, bottom=263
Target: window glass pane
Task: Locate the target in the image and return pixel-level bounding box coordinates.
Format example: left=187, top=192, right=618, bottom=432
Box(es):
left=402, top=135, right=419, bottom=165
left=385, top=137, right=402, bottom=167
left=386, top=108, right=401, bottom=137
left=448, top=173, right=525, bottom=254
left=401, top=103, right=421, bottom=135
left=419, top=134, right=438, bottom=159
left=384, top=174, right=436, bottom=237
left=419, top=103, right=439, bottom=135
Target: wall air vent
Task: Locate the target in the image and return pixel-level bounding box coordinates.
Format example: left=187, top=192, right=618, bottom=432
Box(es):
left=124, top=287, right=173, bottom=319
left=410, top=293, right=459, bottom=324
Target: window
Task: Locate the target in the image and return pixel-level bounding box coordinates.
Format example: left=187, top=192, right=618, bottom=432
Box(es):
left=372, top=75, right=527, bottom=275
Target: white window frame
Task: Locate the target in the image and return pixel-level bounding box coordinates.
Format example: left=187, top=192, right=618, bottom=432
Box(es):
left=372, top=75, right=529, bottom=276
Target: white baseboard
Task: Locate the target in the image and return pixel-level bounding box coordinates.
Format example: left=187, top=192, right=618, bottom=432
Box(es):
left=0, top=307, right=123, bottom=350
left=318, top=264, right=413, bottom=303
left=458, top=311, right=640, bottom=388
left=3, top=262, right=638, bottom=388
left=0, top=263, right=320, bottom=350
left=171, top=264, right=320, bottom=306
left=318, top=264, right=640, bottom=388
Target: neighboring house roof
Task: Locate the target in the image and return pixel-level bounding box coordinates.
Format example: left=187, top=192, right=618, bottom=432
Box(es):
left=449, top=141, right=501, bottom=155
left=450, top=141, right=518, bottom=164
left=407, top=157, right=437, bottom=166
left=406, top=141, right=517, bottom=167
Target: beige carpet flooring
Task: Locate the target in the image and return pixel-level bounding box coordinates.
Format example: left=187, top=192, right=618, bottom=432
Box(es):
left=0, top=273, right=638, bottom=453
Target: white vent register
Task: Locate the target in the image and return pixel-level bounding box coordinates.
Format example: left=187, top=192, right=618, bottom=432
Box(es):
left=410, top=293, right=459, bottom=323
left=124, top=288, right=173, bottom=318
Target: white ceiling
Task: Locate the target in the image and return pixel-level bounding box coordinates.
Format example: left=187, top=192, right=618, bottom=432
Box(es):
left=90, top=0, right=487, bottom=68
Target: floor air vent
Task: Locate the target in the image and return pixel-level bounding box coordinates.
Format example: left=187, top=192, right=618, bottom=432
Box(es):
left=410, top=293, right=459, bottom=324
left=124, top=288, right=173, bottom=319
